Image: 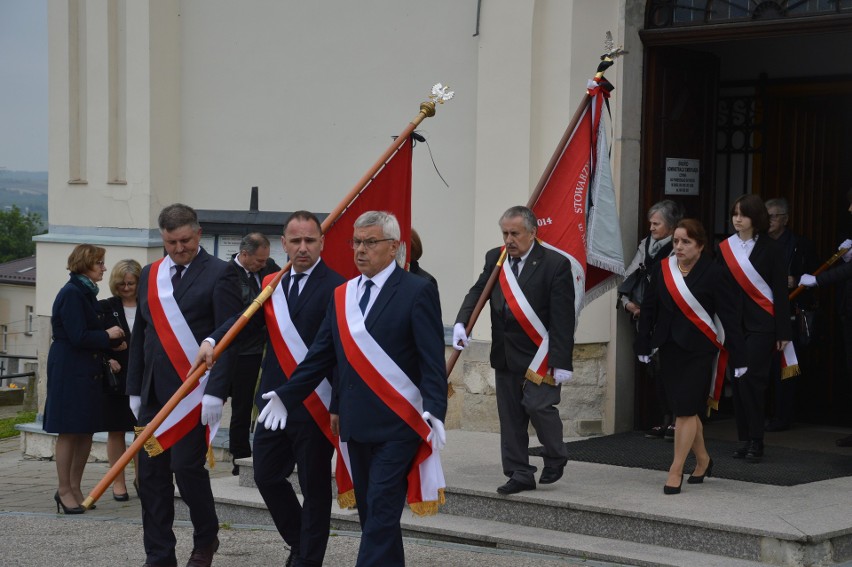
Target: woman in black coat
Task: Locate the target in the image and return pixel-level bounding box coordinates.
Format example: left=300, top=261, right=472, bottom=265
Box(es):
left=718, top=194, right=792, bottom=463
left=636, top=219, right=746, bottom=494
left=99, top=259, right=142, bottom=501
left=44, top=244, right=125, bottom=513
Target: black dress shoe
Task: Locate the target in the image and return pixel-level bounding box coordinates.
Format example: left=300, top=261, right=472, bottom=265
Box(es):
left=496, top=479, right=536, bottom=495
left=113, top=490, right=130, bottom=502
left=836, top=434, right=852, bottom=447
left=185, top=536, right=219, bottom=567
left=732, top=441, right=749, bottom=459
left=231, top=464, right=240, bottom=476
left=745, top=440, right=764, bottom=463
left=539, top=464, right=565, bottom=484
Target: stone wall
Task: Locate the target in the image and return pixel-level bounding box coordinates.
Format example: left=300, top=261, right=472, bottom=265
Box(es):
left=445, top=341, right=607, bottom=437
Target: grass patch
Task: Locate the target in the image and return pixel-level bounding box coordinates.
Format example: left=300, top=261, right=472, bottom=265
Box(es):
left=0, top=411, right=36, bottom=439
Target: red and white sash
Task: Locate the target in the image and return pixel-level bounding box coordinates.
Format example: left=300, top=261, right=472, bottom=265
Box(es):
left=661, top=256, right=729, bottom=411
left=719, top=237, right=800, bottom=378
left=498, top=254, right=552, bottom=384
left=140, top=258, right=217, bottom=458
left=334, top=279, right=445, bottom=516
left=263, top=273, right=356, bottom=509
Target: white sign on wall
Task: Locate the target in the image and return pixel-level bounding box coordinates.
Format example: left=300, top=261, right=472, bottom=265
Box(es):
left=665, top=158, right=700, bottom=196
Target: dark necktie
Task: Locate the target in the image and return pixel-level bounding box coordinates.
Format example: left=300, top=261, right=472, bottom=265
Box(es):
left=247, top=270, right=260, bottom=295
left=172, top=264, right=185, bottom=289
left=359, top=280, right=374, bottom=315
left=288, top=273, right=305, bottom=313
left=511, top=257, right=520, bottom=279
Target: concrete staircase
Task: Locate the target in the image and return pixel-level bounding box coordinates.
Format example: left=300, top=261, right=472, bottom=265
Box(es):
left=178, top=430, right=852, bottom=567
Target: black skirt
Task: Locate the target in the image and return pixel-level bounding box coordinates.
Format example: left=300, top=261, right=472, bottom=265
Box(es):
left=658, top=341, right=716, bottom=417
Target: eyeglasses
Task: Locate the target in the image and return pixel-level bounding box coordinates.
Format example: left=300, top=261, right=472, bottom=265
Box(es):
left=118, top=281, right=137, bottom=287
left=348, top=238, right=395, bottom=250
left=95, top=261, right=106, bottom=267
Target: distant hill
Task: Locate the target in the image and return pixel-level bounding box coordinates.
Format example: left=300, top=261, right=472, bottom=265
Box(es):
left=0, top=170, right=47, bottom=225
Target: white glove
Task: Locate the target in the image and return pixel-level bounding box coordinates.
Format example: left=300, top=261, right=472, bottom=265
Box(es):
left=129, top=395, right=141, bottom=420
left=637, top=355, right=651, bottom=364
left=838, top=239, right=852, bottom=251
left=553, top=368, right=573, bottom=385
left=452, top=323, right=469, bottom=351
left=734, top=367, right=748, bottom=378
left=200, top=395, right=223, bottom=427
left=259, top=391, right=288, bottom=431
left=422, top=411, right=446, bottom=451
left=799, top=274, right=817, bottom=288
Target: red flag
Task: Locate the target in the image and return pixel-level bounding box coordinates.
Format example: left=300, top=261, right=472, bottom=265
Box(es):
left=322, top=137, right=413, bottom=279
left=532, top=80, right=625, bottom=316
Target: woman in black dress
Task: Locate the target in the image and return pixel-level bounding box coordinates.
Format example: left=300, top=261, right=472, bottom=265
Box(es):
left=100, top=259, right=142, bottom=500
left=44, top=245, right=125, bottom=513
left=636, top=219, right=746, bottom=494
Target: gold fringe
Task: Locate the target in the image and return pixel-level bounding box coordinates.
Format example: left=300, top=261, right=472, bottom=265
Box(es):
left=706, top=397, right=719, bottom=418
left=207, top=445, right=215, bottom=469
left=782, top=364, right=801, bottom=380
left=337, top=489, right=357, bottom=510
left=408, top=488, right=446, bottom=517
left=447, top=383, right=455, bottom=398
left=135, top=426, right=165, bottom=457
left=524, top=369, right=556, bottom=386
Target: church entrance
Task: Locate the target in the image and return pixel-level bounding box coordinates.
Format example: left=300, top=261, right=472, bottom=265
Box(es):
left=634, top=4, right=852, bottom=428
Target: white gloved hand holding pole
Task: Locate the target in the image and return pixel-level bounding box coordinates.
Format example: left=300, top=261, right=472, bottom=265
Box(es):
left=200, top=395, right=223, bottom=427
left=452, top=323, right=469, bottom=351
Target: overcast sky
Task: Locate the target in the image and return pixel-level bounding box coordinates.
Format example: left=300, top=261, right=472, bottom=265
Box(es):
left=0, top=0, right=48, bottom=172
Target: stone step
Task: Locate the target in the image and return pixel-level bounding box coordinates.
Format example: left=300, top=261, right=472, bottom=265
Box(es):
left=220, top=431, right=852, bottom=567
left=187, top=474, right=768, bottom=567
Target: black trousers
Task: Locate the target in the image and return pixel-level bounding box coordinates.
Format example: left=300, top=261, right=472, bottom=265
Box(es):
left=229, top=353, right=262, bottom=459
left=252, top=418, right=334, bottom=566
left=138, top=405, right=218, bottom=566
left=733, top=332, right=777, bottom=442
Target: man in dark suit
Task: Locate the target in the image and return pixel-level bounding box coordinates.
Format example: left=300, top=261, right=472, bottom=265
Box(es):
left=197, top=211, right=344, bottom=567
left=127, top=203, right=242, bottom=567
left=227, top=232, right=280, bottom=474
left=256, top=211, right=447, bottom=567
left=453, top=205, right=574, bottom=495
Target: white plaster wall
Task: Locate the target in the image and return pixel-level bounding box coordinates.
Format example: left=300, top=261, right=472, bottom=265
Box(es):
left=0, top=284, right=38, bottom=358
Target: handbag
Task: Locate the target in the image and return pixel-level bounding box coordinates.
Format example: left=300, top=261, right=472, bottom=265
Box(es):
left=617, top=265, right=648, bottom=306
left=102, top=359, right=122, bottom=394
left=796, top=308, right=818, bottom=347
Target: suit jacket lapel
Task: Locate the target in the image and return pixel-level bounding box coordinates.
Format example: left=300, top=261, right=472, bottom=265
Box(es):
left=365, top=264, right=400, bottom=328
left=291, top=262, right=326, bottom=318
left=518, top=242, right=545, bottom=287
left=174, top=248, right=208, bottom=302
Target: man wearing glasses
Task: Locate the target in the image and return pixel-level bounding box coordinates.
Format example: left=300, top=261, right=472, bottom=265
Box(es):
left=256, top=211, right=447, bottom=567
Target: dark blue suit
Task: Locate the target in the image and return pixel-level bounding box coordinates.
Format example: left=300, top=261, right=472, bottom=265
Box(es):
left=127, top=248, right=241, bottom=566
left=276, top=263, right=447, bottom=567
left=210, top=259, right=344, bottom=566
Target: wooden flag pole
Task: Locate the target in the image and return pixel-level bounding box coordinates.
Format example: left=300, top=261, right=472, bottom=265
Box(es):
left=83, top=87, right=451, bottom=510
left=445, top=56, right=618, bottom=383
left=788, top=247, right=850, bottom=301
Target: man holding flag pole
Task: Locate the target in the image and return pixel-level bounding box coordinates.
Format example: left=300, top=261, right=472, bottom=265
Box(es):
left=127, top=203, right=242, bottom=567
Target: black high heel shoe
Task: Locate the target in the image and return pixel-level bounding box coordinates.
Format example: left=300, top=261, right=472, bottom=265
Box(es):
left=54, top=491, right=85, bottom=514
left=663, top=475, right=683, bottom=495
left=687, top=458, right=714, bottom=484
left=113, top=490, right=130, bottom=502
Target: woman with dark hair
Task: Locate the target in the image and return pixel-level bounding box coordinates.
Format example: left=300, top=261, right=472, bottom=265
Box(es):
left=618, top=199, right=682, bottom=439
left=636, top=219, right=745, bottom=494
left=100, top=259, right=142, bottom=500
left=44, top=244, right=125, bottom=513
left=718, top=194, right=792, bottom=463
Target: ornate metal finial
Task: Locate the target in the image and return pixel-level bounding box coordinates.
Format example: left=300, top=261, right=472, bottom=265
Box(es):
left=429, top=83, right=455, bottom=104
left=602, top=31, right=627, bottom=60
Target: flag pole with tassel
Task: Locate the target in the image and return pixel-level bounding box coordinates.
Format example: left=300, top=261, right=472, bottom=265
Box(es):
left=82, top=83, right=454, bottom=510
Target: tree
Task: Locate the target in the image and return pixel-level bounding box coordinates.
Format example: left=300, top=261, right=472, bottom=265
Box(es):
left=0, top=206, right=44, bottom=262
